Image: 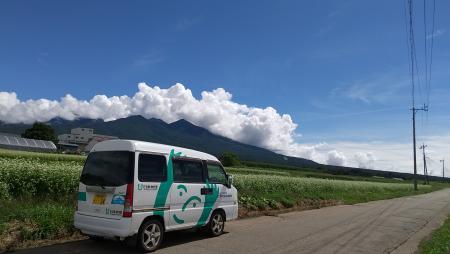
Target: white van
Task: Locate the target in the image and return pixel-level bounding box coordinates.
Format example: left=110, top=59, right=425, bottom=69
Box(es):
left=74, top=140, right=238, bottom=252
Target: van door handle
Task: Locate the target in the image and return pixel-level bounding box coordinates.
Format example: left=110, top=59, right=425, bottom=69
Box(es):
left=201, top=188, right=213, bottom=195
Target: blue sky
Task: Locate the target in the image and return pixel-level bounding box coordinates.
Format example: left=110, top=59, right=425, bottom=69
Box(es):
left=1, top=0, right=449, bottom=173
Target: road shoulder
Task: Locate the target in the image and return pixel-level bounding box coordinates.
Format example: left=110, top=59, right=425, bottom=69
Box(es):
left=391, top=199, right=450, bottom=254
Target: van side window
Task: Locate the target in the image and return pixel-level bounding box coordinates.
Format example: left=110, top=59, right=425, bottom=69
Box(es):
left=173, top=159, right=204, bottom=183
left=138, top=154, right=167, bottom=182
left=207, top=164, right=227, bottom=185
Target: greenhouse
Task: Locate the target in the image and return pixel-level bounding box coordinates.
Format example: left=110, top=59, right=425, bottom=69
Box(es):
left=0, top=133, right=56, bottom=152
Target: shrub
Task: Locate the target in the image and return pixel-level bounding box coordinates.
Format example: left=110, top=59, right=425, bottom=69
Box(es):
left=21, top=122, right=57, bottom=142
left=219, top=152, right=241, bottom=167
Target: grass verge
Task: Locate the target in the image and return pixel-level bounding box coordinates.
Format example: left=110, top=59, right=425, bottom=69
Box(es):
left=0, top=198, right=78, bottom=252
left=419, top=215, right=450, bottom=254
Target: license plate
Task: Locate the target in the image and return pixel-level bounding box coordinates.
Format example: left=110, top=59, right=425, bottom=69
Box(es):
left=92, top=194, right=106, bottom=205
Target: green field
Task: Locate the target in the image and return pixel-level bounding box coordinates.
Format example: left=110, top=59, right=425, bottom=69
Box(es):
left=0, top=149, right=446, bottom=250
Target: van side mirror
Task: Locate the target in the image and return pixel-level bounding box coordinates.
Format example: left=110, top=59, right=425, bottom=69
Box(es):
left=226, top=174, right=234, bottom=188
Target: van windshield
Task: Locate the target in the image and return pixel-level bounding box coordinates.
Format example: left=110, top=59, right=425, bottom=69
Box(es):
left=80, top=151, right=134, bottom=187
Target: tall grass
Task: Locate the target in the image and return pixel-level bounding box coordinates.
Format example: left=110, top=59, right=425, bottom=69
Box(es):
left=226, top=167, right=290, bottom=176
left=0, top=157, right=81, bottom=198
left=234, top=174, right=431, bottom=205
left=0, top=149, right=435, bottom=203
left=0, top=149, right=85, bottom=162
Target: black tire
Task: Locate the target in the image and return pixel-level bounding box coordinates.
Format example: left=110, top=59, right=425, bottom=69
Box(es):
left=207, top=211, right=225, bottom=237
left=137, top=219, right=164, bottom=252
left=123, top=234, right=138, bottom=248
left=88, top=235, right=104, bottom=241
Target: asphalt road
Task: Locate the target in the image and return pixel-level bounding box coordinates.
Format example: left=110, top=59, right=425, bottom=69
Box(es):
left=14, top=189, right=450, bottom=254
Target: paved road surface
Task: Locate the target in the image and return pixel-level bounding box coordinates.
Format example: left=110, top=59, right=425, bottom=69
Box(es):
left=14, top=189, right=450, bottom=254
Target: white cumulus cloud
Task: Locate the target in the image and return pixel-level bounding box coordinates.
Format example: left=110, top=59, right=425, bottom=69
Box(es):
left=2, top=82, right=449, bottom=175
left=1, top=83, right=315, bottom=160
left=326, top=150, right=347, bottom=166
left=353, top=152, right=376, bottom=169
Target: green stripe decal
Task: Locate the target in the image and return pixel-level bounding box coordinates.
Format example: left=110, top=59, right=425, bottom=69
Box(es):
left=196, top=182, right=220, bottom=226
left=173, top=214, right=185, bottom=224
left=153, top=149, right=182, bottom=217
left=182, top=196, right=201, bottom=211
left=78, top=191, right=86, bottom=201
left=177, top=184, right=187, bottom=193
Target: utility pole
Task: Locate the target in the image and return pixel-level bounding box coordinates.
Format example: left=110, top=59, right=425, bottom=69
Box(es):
left=440, top=159, right=445, bottom=182
left=411, top=104, right=428, bottom=190
left=419, top=144, right=429, bottom=184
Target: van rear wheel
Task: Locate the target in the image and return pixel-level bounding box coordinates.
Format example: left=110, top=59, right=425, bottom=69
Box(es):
left=137, top=219, right=164, bottom=252
left=208, top=211, right=225, bottom=236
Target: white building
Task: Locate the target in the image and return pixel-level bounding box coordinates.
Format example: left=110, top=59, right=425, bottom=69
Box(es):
left=58, top=128, right=94, bottom=144
left=58, top=128, right=117, bottom=152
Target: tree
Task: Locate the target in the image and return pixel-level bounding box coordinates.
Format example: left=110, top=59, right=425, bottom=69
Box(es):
left=22, top=122, right=57, bottom=141
left=219, top=152, right=241, bottom=167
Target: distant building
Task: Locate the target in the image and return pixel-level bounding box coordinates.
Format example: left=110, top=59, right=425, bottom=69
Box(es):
left=84, top=135, right=117, bottom=152
left=0, top=133, right=57, bottom=152
left=57, top=128, right=117, bottom=152
left=57, top=142, right=79, bottom=152
left=58, top=128, right=94, bottom=144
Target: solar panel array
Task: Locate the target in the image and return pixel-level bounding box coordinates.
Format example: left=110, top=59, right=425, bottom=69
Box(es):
left=0, top=134, right=57, bottom=151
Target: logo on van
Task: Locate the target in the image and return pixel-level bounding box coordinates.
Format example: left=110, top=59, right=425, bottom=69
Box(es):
left=111, top=194, right=125, bottom=205
left=219, top=192, right=232, bottom=198
left=137, top=184, right=158, bottom=191
left=106, top=208, right=123, bottom=216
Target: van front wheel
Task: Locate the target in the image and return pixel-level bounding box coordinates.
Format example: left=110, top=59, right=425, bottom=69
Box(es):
left=137, top=219, right=164, bottom=252
left=208, top=211, right=225, bottom=236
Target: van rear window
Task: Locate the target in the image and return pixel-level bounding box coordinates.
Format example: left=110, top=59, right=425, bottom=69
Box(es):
left=80, top=151, right=134, bottom=187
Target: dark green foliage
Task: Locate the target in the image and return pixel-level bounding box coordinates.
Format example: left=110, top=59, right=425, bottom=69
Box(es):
left=21, top=122, right=57, bottom=141
left=219, top=152, right=241, bottom=166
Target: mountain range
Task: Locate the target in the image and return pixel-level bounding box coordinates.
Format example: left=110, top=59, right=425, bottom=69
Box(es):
left=0, top=115, right=318, bottom=168
left=2, top=116, right=445, bottom=181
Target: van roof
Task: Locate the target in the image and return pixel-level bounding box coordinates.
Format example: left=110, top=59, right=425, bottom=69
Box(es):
left=91, top=139, right=219, bottom=162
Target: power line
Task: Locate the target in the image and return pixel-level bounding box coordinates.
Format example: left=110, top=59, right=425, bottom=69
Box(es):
left=423, top=0, right=428, bottom=105
left=406, top=0, right=423, bottom=108
left=407, top=0, right=419, bottom=191
left=405, top=0, right=438, bottom=190
left=423, top=0, right=437, bottom=136
left=420, top=0, right=427, bottom=137
left=403, top=0, right=412, bottom=99
left=427, top=0, right=437, bottom=110
left=407, top=0, right=415, bottom=108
